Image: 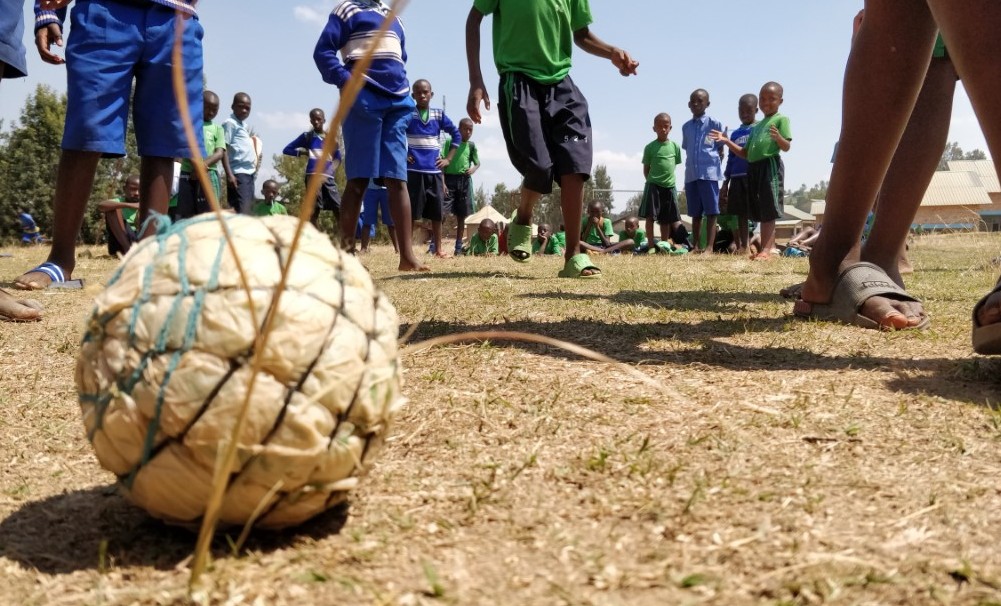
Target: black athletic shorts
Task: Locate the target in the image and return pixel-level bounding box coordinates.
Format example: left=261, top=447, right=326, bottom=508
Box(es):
left=443, top=173, right=472, bottom=218
left=724, top=175, right=751, bottom=217
left=747, top=157, right=784, bottom=223
left=638, top=183, right=681, bottom=225
left=498, top=72, right=592, bottom=195
left=408, top=171, right=445, bottom=222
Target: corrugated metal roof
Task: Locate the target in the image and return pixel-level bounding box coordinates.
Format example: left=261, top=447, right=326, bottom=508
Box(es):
left=782, top=205, right=815, bottom=221
left=921, top=171, right=993, bottom=207
left=809, top=199, right=826, bottom=216
left=947, top=159, right=1000, bottom=192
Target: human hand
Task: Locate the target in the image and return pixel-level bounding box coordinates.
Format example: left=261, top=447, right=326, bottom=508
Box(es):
left=467, top=83, right=491, bottom=124
left=769, top=125, right=782, bottom=142
left=40, top=0, right=72, bottom=9
left=708, top=129, right=728, bottom=143
left=436, top=157, right=450, bottom=170
left=466, top=165, right=478, bottom=176
left=35, top=24, right=64, bottom=65
left=611, top=48, right=638, bottom=76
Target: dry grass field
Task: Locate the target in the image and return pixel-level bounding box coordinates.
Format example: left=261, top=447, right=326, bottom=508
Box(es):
left=2, top=232, right=1001, bottom=605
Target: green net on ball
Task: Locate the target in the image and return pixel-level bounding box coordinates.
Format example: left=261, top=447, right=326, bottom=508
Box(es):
left=76, top=214, right=404, bottom=529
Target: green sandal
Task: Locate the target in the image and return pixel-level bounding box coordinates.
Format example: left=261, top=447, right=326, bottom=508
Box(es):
left=507, top=222, right=533, bottom=263
left=558, top=253, right=601, bottom=279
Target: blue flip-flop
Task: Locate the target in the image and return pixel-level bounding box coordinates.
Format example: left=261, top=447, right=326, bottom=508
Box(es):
left=15, top=261, right=83, bottom=290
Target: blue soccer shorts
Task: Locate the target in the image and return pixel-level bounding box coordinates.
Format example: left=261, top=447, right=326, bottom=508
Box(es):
left=342, top=86, right=414, bottom=182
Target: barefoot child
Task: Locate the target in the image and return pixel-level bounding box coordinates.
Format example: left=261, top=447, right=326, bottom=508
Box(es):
left=719, top=94, right=758, bottom=254
left=640, top=112, right=684, bottom=253
left=711, top=82, right=791, bottom=260
left=466, top=0, right=638, bottom=278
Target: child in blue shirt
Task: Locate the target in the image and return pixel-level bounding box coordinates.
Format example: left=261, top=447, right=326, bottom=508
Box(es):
left=361, top=179, right=399, bottom=254
left=719, top=93, right=758, bottom=255
left=314, top=0, right=427, bottom=272
left=223, top=92, right=258, bottom=215
left=407, top=79, right=461, bottom=258
left=681, top=89, right=725, bottom=254
left=282, top=108, right=342, bottom=226
left=16, top=0, right=203, bottom=290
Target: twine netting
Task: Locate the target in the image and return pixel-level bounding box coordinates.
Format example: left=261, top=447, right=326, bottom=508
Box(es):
left=76, top=214, right=404, bottom=529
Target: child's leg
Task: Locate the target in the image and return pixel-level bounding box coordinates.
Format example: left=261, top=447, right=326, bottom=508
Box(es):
left=704, top=214, right=719, bottom=254
left=691, top=216, right=703, bottom=252
left=800, top=1, right=936, bottom=324
left=738, top=213, right=749, bottom=252
left=756, top=221, right=776, bottom=259
left=386, top=178, right=428, bottom=271
left=455, top=214, right=466, bottom=252
left=16, top=150, right=101, bottom=288
left=928, top=0, right=1001, bottom=334
left=431, top=220, right=446, bottom=257
left=559, top=174, right=597, bottom=275
left=339, top=178, right=367, bottom=252
left=659, top=222, right=670, bottom=246
left=646, top=217, right=655, bottom=247
left=138, top=156, right=174, bottom=237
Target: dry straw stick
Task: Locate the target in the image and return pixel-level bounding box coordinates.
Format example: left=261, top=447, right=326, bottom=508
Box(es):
left=169, top=0, right=411, bottom=588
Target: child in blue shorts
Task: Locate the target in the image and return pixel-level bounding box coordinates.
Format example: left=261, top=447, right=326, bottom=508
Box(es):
left=15, top=0, right=204, bottom=290
left=361, top=179, right=398, bottom=253
left=682, top=89, right=725, bottom=254
left=314, top=0, right=427, bottom=272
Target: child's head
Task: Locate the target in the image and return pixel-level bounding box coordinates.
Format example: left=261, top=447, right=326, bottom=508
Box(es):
left=688, top=89, right=710, bottom=118
left=738, top=94, right=758, bottom=125
left=232, top=92, right=252, bottom=121
left=123, top=174, right=140, bottom=202
left=478, top=218, right=495, bottom=240
left=587, top=201, right=604, bottom=219
left=262, top=179, right=279, bottom=201
left=309, top=108, right=325, bottom=133
left=624, top=216, right=639, bottom=236
left=458, top=117, right=474, bottom=142
left=411, top=79, right=433, bottom=110
left=537, top=223, right=551, bottom=238
left=652, top=112, right=672, bottom=141
left=203, top=90, right=220, bottom=122
left=758, top=82, right=783, bottom=117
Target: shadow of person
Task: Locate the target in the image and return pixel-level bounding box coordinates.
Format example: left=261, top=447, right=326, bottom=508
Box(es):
left=0, top=485, right=351, bottom=575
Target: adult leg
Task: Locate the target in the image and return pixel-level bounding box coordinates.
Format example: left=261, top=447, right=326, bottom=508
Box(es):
left=797, top=1, right=937, bottom=328
left=16, top=150, right=101, bottom=289
left=386, top=178, right=428, bottom=271
left=927, top=0, right=1001, bottom=335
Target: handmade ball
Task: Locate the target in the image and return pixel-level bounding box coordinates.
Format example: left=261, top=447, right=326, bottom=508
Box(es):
left=76, top=215, right=404, bottom=529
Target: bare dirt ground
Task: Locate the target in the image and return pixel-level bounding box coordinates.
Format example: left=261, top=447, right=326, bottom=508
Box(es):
left=2, top=232, right=1001, bottom=605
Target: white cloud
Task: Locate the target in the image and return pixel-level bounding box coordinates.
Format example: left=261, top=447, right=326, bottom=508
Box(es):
left=293, top=3, right=332, bottom=26
left=256, top=110, right=310, bottom=133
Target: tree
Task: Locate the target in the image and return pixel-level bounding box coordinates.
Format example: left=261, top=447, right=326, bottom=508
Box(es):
left=585, top=164, right=614, bottom=214
left=622, top=192, right=643, bottom=215
left=473, top=184, right=488, bottom=211
left=490, top=182, right=517, bottom=217
left=938, top=141, right=987, bottom=170
left=0, top=85, right=65, bottom=243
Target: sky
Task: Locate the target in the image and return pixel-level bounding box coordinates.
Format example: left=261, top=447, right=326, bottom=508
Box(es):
left=2, top=1, right=992, bottom=213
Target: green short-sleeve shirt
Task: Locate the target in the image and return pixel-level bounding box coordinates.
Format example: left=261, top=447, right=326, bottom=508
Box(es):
left=181, top=122, right=226, bottom=174
left=580, top=216, right=613, bottom=246
left=745, top=113, right=792, bottom=163
left=473, top=0, right=593, bottom=84
left=252, top=201, right=288, bottom=217
left=532, top=234, right=564, bottom=254
left=618, top=229, right=645, bottom=244
left=642, top=139, right=681, bottom=189
left=466, top=232, right=499, bottom=255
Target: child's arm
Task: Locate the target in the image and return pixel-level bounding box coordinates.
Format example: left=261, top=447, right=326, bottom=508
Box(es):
left=205, top=146, right=225, bottom=169
left=467, top=142, right=480, bottom=176
left=33, top=1, right=69, bottom=65
left=221, top=145, right=234, bottom=185
left=709, top=130, right=747, bottom=159
left=643, top=164, right=650, bottom=180
left=313, top=13, right=351, bottom=88
left=770, top=124, right=791, bottom=152
left=572, top=27, right=638, bottom=76
left=437, top=114, right=462, bottom=169
left=466, top=8, right=490, bottom=124
left=487, top=234, right=499, bottom=254
left=282, top=133, right=308, bottom=158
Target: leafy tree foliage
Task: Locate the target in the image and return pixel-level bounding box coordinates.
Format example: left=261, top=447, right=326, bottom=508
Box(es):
left=938, top=141, right=987, bottom=170
left=622, top=192, right=643, bottom=216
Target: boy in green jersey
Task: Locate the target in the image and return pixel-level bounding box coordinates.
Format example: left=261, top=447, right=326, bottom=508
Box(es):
left=466, top=0, right=637, bottom=278
left=640, top=112, right=683, bottom=252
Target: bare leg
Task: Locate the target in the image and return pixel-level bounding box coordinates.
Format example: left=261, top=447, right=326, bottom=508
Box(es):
left=645, top=217, right=655, bottom=248
left=756, top=220, right=777, bottom=260
left=388, top=222, right=399, bottom=252
left=927, top=0, right=1001, bottom=332
left=139, top=156, right=174, bottom=237
left=386, top=178, right=429, bottom=271
left=15, top=149, right=101, bottom=289
left=692, top=216, right=703, bottom=252
left=560, top=174, right=597, bottom=275
left=360, top=225, right=371, bottom=252
left=704, top=214, right=718, bottom=253
left=431, top=220, right=447, bottom=257
left=659, top=222, right=670, bottom=248
left=339, top=178, right=366, bottom=253
left=737, top=213, right=749, bottom=253
left=797, top=1, right=936, bottom=327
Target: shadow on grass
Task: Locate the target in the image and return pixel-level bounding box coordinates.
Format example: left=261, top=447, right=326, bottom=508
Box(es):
left=384, top=270, right=536, bottom=281
left=520, top=289, right=780, bottom=313
left=402, top=317, right=1000, bottom=407
left=0, top=485, right=350, bottom=574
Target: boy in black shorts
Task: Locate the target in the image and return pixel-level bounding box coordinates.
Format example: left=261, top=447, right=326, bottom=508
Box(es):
left=466, top=0, right=637, bottom=278
left=442, top=118, right=480, bottom=255
left=640, top=112, right=685, bottom=251
left=719, top=94, right=758, bottom=254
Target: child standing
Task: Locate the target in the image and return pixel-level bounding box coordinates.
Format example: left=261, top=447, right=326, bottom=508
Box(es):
left=282, top=108, right=342, bottom=226
left=442, top=117, right=480, bottom=255
left=252, top=180, right=288, bottom=217
left=640, top=112, right=684, bottom=252
left=176, top=90, right=228, bottom=220
left=407, top=79, right=461, bottom=258
left=361, top=179, right=399, bottom=254
left=223, top=92, right=258, bottom=215
left=467, top=0, right=637, bottom=279
left=16, top=0, right=203, bottom=290
left=682, top=89, right=725, bottom=254
left=719, top=94, right=758, bottom=254
left=712, top=82, right=791, bottom=260
left=314, top=0, right=427, bottom=271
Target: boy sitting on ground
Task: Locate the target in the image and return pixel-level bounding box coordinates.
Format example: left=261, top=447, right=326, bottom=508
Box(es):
left=579, top=201, right=634, bottom=254
left=98, top=174, right=141, bottom=256
left=464, top=218, right=499, bottom=256
left=533, top=223, right=565, bottom=255
left=617, top=216, right=647, bottom=254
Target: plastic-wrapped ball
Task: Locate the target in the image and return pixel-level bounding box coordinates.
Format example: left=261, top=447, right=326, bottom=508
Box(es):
left=76, top=215, right=404, bottom=529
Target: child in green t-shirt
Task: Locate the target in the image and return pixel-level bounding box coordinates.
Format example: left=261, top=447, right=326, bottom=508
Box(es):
left=252, top=180, right=288, bottom=217
left=464, top=218, right=499, bottom=256
left=617, top=216, right=647, bottom=254
left=578, top=201, right=635, bottom=254
left=640, top=112, right=684, bottom=252
left=176, top=90, right=229, bottom=220
left=532, top=223, right=565, bottom=255
left=466, top=0, right=637, bottom=278
left=711, top=81, right=791, bottom=260
left=98, top=174, right=141, bottom=257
